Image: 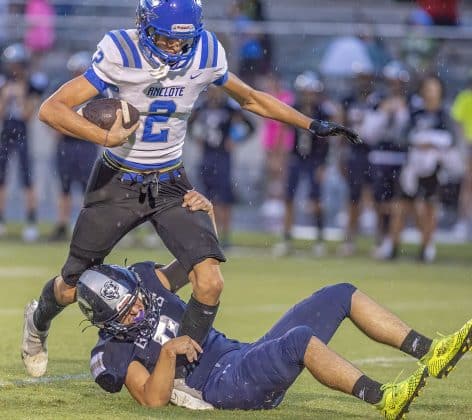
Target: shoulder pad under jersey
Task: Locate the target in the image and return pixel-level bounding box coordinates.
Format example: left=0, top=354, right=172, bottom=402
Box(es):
left=92, top=29, right=143, bottom=85
left=196, top=31, right=228, bottom=86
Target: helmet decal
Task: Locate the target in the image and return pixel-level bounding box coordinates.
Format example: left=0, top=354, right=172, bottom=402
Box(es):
left=100, top=281, right=121, bottom=300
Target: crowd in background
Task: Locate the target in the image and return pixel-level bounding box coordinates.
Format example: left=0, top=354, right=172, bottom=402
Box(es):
left=0, top=0, right=471, bottom=264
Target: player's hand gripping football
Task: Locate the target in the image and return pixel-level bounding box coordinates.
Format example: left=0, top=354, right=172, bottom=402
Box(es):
left=163, top=336, right=203, bottom=363
left=105, top=109, right=140, bottom=147
left=309, top=119, right=362, bottom=145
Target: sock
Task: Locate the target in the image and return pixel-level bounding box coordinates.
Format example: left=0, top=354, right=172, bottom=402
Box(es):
left=27, top=209, right=37, bottom=224
left=400, top=330, right=432, bottom=359
left=352, top=375, right=384, bottom=405
left=179, top=295, right=219, bottom=345
left=33, top=278, right=66, bottom=332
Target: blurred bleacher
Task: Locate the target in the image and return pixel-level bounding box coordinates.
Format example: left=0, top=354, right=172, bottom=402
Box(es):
left=2, top=0, right=472, bottom=85
left=1, top=0, right=471, bottom=239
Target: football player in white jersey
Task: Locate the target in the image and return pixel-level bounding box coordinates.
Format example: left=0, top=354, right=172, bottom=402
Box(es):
left=22, top=0, right=361, bottom=378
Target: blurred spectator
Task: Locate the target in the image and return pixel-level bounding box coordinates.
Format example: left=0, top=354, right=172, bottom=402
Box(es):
left=320, top=36, right=375, bottom=79
left=260, top=73, right=295, bottom=204
left=417, top=0, right=460, bottom=26
left=401, top=10, right=438, bottom=75
left=54, top=2, right=75, bottom=17
left=24, top=0, right=56, bottom=67
left=450, top=76, right=472, bottom=237
left=239, top=0, right=264, bottom=20
left=48, top=51, right=98, bottom=241
left=338, top=67, right=382, bottom=256
left=376, top=75, right=457, bottom=262
left=358, top=25, right=392, bottom=77
left=273, top=71, right=340, bottom=257
left=0, top=43, right=47, bottom=241
left=229, top=0, right=272, bottom=85
left=190, top=87, right=254, bottom=248
left=370, top=61, right=410, bottom=250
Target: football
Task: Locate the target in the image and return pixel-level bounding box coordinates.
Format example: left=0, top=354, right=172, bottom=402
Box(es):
left=78, top=98, right=140, bottom=130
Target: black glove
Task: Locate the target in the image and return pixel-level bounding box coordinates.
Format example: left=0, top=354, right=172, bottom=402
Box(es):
left=309, top=120, right=362, bottom=145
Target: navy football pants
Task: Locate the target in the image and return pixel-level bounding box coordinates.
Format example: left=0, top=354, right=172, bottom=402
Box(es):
left=202, top=283, right=357, bottom=409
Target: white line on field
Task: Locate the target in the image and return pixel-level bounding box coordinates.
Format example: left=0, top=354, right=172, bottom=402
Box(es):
left=1, top=355, right=470, bottom=389
left=0, top=373, right=89, bottom=388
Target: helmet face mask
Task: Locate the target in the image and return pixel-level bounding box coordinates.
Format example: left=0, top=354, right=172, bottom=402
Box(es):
left=136, top=0, right=203, bottom=69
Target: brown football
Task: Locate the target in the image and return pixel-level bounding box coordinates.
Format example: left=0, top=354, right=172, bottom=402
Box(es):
left=78, top=98, right=140, bottom=130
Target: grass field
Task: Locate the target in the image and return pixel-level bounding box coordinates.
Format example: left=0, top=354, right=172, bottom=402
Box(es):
left=0, top=233, right=471, bottom=419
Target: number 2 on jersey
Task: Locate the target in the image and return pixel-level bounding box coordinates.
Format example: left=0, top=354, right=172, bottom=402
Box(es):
left=142, top=100, right=176, bottom=143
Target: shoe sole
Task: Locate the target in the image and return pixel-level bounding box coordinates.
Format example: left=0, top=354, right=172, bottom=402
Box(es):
left=396, top=367, right=429, bottom=420
left=435, top=324, right=472, bottom=378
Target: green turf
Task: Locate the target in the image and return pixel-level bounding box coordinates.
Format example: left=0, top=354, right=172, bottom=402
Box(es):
left=0, top=236, right=471, bottom=419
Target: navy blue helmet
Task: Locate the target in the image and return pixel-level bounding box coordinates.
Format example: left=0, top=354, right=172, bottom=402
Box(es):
left=77, top=265, right=157, bottom=340
left=136, top=0, right=203, bottom=69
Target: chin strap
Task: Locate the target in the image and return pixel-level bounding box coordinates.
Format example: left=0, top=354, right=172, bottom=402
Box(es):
left=149, top=63, right=171, bottom=80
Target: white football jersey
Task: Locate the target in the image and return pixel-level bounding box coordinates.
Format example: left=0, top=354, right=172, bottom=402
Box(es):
left=85, top=29, right=228, bottom=169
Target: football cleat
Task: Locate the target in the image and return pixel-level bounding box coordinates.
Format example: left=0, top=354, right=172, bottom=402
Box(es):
left=272, top=241, right=292, bottom=257
left=21, top=300, right=49, bottom=377
left=22, top=224, right=39, bottom=243
left=375, top=365, right=428, bottom=420
left=420, top=319, right=472, bottom=378
left=373, top=238, right=397, bottom=260
left=170, top=379, right=214, bottom=410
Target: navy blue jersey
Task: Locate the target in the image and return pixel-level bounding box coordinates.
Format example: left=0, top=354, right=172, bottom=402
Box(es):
left=190, top=98, right=253, bottom=157
left=405, top=95, right=455, bottom=150
left=290, top=101, right=334, bottom=161
left=343, top=91, right=384, bottom=151
left=408, top=98, right=453, bottom=140
left=90, top=261, right=241, bottom=393
left=0, top=73, right=48, bottom=122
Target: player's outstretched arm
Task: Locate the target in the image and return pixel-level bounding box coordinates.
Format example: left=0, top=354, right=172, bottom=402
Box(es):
left=221, top=72, right=361, bottom=144
left=38, top=75, right=138, bottom=147
left=125, top=337, right=202, bottom=408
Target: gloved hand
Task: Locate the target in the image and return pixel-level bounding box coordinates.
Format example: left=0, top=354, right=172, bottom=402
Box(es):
left=309, top=120, right=362, bottom=145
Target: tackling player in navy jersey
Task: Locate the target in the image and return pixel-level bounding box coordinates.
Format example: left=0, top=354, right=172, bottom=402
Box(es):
left=22, top=0, right=361, bottom=379
left=75, top=210, right=471, bottom=418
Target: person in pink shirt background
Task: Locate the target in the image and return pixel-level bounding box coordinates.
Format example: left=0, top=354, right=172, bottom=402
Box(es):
left=261, top=73, right=295, bottom=201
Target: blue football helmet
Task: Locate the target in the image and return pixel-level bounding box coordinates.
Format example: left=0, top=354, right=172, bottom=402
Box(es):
left=136, top=0, right=203, bottom=69
left=77, top=265, right=158, bottom=340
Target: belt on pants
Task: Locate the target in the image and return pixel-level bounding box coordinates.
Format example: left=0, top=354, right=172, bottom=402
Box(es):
left=118, top=166, right=182, bottom=201
left=119, top=168, right=181, bottom=183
